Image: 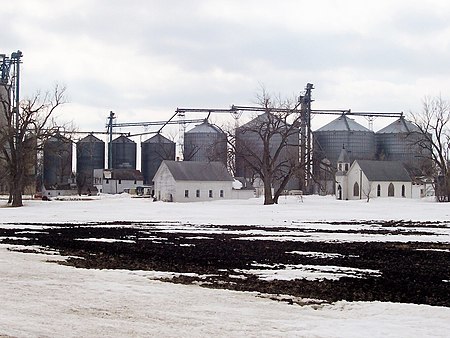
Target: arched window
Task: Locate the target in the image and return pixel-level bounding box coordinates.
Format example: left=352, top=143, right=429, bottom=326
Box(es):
left=377, top=184, right=381, bottom=197
left=337, top=185, right=342, bottom=200
left=388, top=183, right=395, bottom=197
left=353, top=182, right=359, bottom=197
left=402, top=185, right=406, bottom=197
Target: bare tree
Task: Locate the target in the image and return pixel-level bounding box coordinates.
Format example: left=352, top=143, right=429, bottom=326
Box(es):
left=230, top=89, right=308, bottom=205
left=0, top=84, right=68, bottom=206
left=409, top=96, right=450, bottom=202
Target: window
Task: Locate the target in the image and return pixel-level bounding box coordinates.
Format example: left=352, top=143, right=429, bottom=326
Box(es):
left=184, top=190, right=189, bottom=198
left=196, top=189, right=200, bottom=198
left=118, top=179, right=122, bottom=184
left=345, top=164, right=349, bottom=171
left=134, top=180, right=137, bottom=184
left=209, top=190, right=213, bottom=198
left=402, top=185, right=406, bottom=197
left=106, top=179, right=109, bottom=184
left=337, top=185, right=342, bottom=200
left=377, top=184, right=381, bottom=197
left=388, top=183, right=394, bottom=197
left=220, top=190, right=224, bottom=198
left=353, top=182, right=359, bottom=197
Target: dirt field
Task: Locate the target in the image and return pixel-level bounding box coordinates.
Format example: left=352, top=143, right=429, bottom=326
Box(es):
left=1, top=220, right=449, bottom=307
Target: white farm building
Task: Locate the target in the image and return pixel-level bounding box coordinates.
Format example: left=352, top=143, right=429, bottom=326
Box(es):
left=153, top=161, right=235, bottom=202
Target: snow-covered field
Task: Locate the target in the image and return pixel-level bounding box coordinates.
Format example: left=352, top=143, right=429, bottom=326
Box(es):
left=1, top=195, right=449, bottom=337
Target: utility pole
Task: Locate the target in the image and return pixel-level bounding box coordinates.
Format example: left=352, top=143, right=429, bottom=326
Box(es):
left=299, top=83, right=313, bottom=193
left=107, top=111, right=115, bottom=169
left=12, top=51, right=22, bottom=148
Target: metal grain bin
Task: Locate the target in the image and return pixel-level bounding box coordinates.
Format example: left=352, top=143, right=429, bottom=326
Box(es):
left=76, top=134, right=105, bottom=192
left=235, top=112, right=300, bottom=190
left=313, top=114, right=376, bottom=166
left=184, top=120, right=227, bottom=164
left=43, top=134, right=73, bottom=188
left=111, top=135, right=136, bottom=169
left=376, top=117, right=432, bottom=173
left=141, top=133, right=175, bottom=184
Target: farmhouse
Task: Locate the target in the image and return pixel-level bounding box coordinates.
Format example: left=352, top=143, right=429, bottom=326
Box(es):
left=335, top=148, right=415, bottom=200
left=153, top=161, right=235, bottom=202
left=94, top=169, right=144, bottom=194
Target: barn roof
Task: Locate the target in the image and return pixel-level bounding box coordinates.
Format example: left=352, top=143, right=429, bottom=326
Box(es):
left=162, top=161, right=233, bottom=181
left=356, top=160, right=412, bottom=182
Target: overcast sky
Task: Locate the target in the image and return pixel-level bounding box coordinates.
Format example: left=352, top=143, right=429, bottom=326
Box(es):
left=3, top=0, right=450, bottom=134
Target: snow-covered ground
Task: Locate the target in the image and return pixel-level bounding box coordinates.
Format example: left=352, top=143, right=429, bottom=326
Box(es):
left=0, top=195, right=449, bottom=337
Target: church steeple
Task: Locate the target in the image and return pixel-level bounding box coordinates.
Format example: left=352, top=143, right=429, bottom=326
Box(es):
left=337, top=144, right=350, bottom=172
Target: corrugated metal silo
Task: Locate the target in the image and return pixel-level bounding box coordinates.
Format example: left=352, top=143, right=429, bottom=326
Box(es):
left=376, top=117, right=432, bottom=173
left=111, top=135, right=136, bottom=169
left=76, top=134, right=105, bottom=191
left=235, top=112, right=300, bottom=190
left=141, top=133, right=176, bottom=184
left=184, top=120, right=227, bottom=164
left=313, top=114, right=376, bottom=166
left=43, top=134, right=73, bottom=188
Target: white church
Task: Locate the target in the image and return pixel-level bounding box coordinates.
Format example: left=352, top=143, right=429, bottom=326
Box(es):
left=335, top=147, right=423, bottom=200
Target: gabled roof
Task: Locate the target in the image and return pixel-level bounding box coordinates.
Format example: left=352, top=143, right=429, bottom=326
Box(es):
left=355, top=160, right=411, bottom=182
left=316, top=114, right=370, bottom=132
left=161, top=161, right=233, bottom=181
left=377, top=117, right=421, bottom=134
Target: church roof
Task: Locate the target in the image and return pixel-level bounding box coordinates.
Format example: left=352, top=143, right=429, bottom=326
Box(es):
left=161, top=161, right=233, bottom=181
left=337, top=147, right=350, bottom=163
left=356, top=160, right=412, bottom=182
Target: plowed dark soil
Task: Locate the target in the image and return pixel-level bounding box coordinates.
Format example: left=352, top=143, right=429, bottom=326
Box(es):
left=1, top=220, right=449, bottom=307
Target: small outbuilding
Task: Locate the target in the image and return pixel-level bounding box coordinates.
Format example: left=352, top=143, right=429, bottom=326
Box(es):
left=153, top=161, right=234, bottom=202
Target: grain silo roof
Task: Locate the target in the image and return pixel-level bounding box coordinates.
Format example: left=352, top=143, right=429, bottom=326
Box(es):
left=356, top=160, right=411, bottom=182
left=78, top=134, right=103, bottom=143
left=316, top=115, right=370, bottom=132
left=112, top=135, right=135, bottom=143
left=163, top=161, right=233, bottom=181
left=143, top=133, right=174, bottom=144
left=186, top=120, right=223, bottom=134
left=377, top=117, right=421, bottom=133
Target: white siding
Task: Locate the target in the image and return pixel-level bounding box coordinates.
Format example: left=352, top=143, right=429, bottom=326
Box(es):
left=154, top=163, right=177, bottom=201
left=174, top=181, right=232, bottom=202
left=339, top=162, right=413, bottom=200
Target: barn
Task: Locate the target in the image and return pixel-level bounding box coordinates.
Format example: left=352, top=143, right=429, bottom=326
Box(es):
left=153, top=161, right=234, bottom=202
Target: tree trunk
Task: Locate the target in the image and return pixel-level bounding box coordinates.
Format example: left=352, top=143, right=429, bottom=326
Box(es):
left=11, top=187, right=23, bottom=207
left=263, top=177, right=274, bottom=205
